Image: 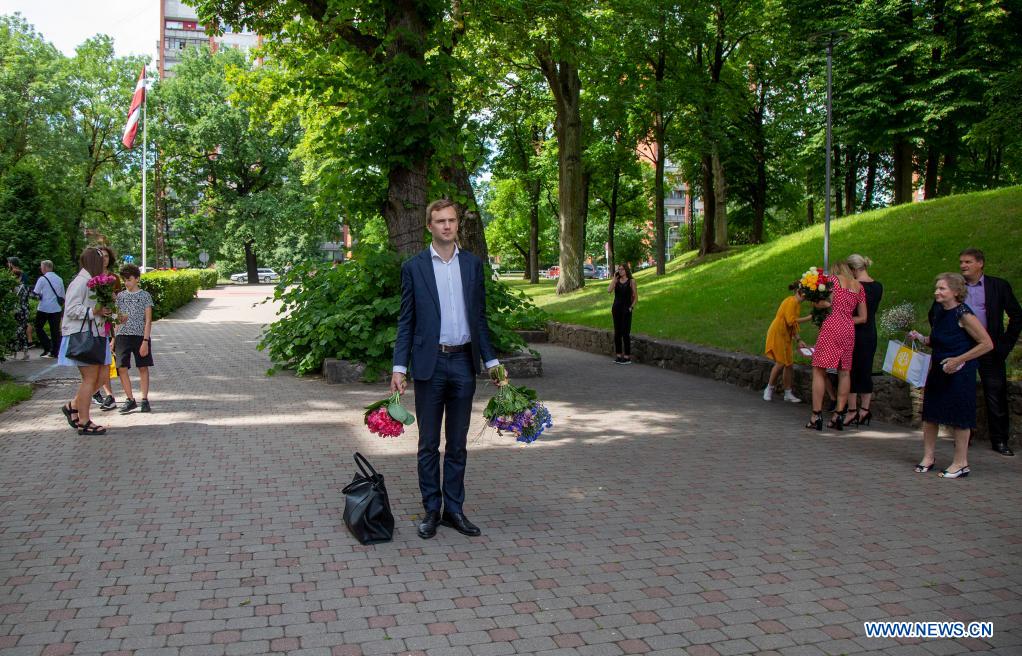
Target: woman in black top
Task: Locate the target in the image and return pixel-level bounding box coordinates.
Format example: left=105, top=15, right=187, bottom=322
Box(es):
left=845, top=254, right=883, bottom=426
left=607, top=264, right=638, bottom=364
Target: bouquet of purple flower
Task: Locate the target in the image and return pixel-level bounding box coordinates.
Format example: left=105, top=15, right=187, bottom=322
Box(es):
left=483, top=365, right=553, bottom=444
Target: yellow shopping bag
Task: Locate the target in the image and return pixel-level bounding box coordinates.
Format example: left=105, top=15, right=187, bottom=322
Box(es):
left=108, top=340, right=117, bottom=378
left=882, top=340, right=931, bottom=388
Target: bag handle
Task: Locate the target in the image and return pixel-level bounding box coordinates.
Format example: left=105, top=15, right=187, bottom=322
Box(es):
left=43, top=274, right=64, bottom=302
left=353, top=452, right=379, bottom=480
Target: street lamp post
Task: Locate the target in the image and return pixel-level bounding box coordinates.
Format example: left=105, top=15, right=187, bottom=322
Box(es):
left=823, top=36, right=833, bottom=273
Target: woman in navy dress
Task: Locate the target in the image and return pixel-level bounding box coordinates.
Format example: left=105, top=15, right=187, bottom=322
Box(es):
left=910, top=273, right=993, bottom=478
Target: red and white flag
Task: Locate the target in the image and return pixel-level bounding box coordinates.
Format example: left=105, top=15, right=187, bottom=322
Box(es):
left=121, top=66, right=146, bottom=149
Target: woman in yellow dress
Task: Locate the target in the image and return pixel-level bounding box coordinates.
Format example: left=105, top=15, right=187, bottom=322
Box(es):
left=763, top=281, right=812, bottom=401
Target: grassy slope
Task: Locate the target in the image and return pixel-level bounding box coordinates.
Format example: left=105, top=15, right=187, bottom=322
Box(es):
left=508, top=186, right=1022, bottom=370
left=0, top=372, right=32, bottom=413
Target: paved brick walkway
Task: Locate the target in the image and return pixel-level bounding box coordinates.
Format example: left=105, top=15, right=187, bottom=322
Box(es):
left=2, top=287, right=1021, bottom=656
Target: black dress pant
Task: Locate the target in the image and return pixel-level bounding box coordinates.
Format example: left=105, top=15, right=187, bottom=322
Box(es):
left=612, top=306, right=632, bottom=356
left=977, top=353, right=1010, bottom=446
left=413, top=351, right=476, bottom=514
left=34, top=310, right=62, bottom=356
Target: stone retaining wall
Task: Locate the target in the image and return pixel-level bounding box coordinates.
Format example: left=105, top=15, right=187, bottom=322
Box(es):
left=547, top=321, right=1022, bottom=444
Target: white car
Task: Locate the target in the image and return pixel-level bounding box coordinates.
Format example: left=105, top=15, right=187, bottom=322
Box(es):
left=230, top=268, right=279, bottom=284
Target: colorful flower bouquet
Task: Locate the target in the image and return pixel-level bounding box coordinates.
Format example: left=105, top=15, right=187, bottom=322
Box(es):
left=483, top=365, right=553, bottom=444
left=798, top=266, right=833, bottom=327
left=364, top=392, right=415, bottom=438
left=87, top=273, right=119, bottom=336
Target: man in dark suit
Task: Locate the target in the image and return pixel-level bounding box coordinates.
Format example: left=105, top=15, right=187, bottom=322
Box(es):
left=957, top=248, right=1021, bottom=456
left=391, top=199, right=500, bottom=539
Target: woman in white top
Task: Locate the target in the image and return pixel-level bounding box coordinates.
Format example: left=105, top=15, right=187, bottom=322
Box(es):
left=59, top=248, right=113, bottom=435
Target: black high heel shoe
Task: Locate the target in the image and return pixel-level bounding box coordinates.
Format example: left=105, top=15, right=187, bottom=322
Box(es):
left=857, top=409, right=872, bottom=426
left=843, top=408, right=859, bottom=427
left=805, top=411, right=823, bottom=431
left=827, top=409, right=847, bottom=431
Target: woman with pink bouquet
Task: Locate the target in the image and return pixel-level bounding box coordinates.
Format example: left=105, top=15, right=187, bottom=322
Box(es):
left=58, top=248, right=116, bottom=435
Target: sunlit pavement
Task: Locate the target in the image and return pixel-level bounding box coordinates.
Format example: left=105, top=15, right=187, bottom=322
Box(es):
left=2, top=287, right=1020, bottom=656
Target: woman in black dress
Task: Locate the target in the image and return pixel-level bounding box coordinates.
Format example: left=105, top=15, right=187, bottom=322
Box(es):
left=845, top=254, right=883, bottom=426
left=607, top=264, right=637, bottom=364
left=909, top=273, right=992, bottom=478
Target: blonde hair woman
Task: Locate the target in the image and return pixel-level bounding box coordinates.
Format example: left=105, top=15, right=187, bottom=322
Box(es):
left=805, top=261, right=867, bottom=431
left=844, top=254, right=883, bottom=426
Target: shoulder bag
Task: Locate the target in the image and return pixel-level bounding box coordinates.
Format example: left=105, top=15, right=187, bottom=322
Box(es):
left=43, top=274, right=64, bottom=308
left=342, top=452, right=395, bottom=544
left=66, top=315, right=107, bottom=365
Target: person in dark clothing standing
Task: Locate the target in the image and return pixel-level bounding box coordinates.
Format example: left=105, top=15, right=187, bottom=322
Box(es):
left=607, top=264, right=638, bottom=364
left=845, top=254, right=883, bottom=426
left=954, top=248, right=1022, bottom=457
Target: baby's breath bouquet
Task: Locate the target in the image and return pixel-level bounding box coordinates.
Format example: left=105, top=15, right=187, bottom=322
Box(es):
left=879, top=302, right=917, bottom=337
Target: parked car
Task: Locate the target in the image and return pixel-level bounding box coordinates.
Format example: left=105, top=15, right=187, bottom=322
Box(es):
left=545, top=266, right=560, bottom=279
left=230, top=268, right=279, bottom=283
left=596, top=265, right=609, bottom=279
left=583, top=263, right=596, bottom=279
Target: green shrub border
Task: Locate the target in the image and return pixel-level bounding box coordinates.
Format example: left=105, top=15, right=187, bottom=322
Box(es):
left=140, top=270, right=201, bottom=320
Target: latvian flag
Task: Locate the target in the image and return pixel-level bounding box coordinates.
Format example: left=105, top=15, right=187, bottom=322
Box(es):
left=121, top=66, right=146, bottom=149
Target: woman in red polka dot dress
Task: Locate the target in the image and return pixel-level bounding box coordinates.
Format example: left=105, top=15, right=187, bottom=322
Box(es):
left=807, top=261, right=867, bottom=431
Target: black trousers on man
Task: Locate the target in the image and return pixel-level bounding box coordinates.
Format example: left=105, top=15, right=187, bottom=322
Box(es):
left=34, top=310, right=62, bottom=357
left=977, top=353, right=1011, bottom=447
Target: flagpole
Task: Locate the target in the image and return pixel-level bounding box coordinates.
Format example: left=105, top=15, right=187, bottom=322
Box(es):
left=142, top=73, right=148, bottom=272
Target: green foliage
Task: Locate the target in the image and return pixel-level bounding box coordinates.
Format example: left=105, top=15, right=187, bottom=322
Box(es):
left=139, top=270, right=201, bottom=320
left=0, top=269, right=17, bottom=356
left=258, top=250, right=404, bottom=379
left=484, top=274, right=540, bottom=352
left=0, top=165, right=62, bottom=278
left=190, top=268, right=219, bottom=289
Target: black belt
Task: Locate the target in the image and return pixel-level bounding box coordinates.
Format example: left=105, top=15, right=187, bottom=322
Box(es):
left=438, top=342, right=471, bottom=353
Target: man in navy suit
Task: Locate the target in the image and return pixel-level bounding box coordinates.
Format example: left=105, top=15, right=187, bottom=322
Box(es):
left=958, top=249, right=1021, bottom=456
left=391, top=199, right=500, bottom=539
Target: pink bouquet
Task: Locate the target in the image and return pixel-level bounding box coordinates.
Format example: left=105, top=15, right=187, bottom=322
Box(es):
left=87, top=273, right=119, bottom=336
left=363, top=392, right=415, bottom=438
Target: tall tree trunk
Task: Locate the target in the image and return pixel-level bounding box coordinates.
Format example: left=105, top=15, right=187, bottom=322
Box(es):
left=687, top=185, right=696, bottom=250
left=538, top=51, right=585, bottom=294
left=862, top=152, right=878, bottom=211
left=244, top=239, right=258, bottom=284
left=384, top=159, right=430, bottom=256
left=750, top=92, right=767, bottom=244
left=893, top=138, right=914, bottom=204
left=607, top=166, right=620, bottom=270
left=843, top=147, right=859, bottom=215
left=939, top=146, right=955, bottom=196
left=833, top=143, right=843, bottom=218
left=654, top=123, right=666, bottom=274
left=923, top=144, right=940, bottom=199
left=528, top=178, right=540, bottom=284
left=441, top=154, right=487, bottom=260
left=711, top=146, right=727, bottom=249
left=700, top=154, right=717, bottom=254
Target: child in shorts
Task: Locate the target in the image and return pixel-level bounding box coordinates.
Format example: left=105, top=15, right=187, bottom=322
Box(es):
left=114, top=264, right=154, bottom=413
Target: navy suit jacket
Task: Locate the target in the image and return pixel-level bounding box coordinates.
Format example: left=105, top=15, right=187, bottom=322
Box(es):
left=393, top=248, right=498, bottom=381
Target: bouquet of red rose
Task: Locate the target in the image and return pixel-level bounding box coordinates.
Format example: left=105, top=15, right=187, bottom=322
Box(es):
left=87, top=273, right=119, bottom=336
left=483, top=365, right=553, bottom=444
left=363, top=392, right=415, bottom=438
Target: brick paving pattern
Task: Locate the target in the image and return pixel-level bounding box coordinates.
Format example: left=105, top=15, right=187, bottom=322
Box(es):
left=2, top=286, right=1021, bottom=656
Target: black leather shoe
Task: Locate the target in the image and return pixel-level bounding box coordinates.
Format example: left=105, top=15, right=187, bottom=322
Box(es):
left=440, top=511, right=481, bottom=537
left=417, top=510, right=440, bottom=539
left=993, top=443, right=1015, bottom=457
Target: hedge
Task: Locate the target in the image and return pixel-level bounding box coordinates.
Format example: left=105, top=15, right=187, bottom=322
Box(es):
left=192, top=268, right=218, bottom=289
left=140, top=270, right=201, bottom=320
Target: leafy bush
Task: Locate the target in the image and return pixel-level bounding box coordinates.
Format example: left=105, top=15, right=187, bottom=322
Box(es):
left=189, top=268, right=219, bottom=289
left=259, top=249, right=546, bottom=380
left=260, top=250, right=403, bottom=379
left=140, top=270, right=201, bottom=320
left=0, top=270, right=18, bottom=358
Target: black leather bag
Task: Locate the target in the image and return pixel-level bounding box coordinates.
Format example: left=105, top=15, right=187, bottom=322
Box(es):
left=342, top=452, right=395, bottom=544
left=66, top=317, right=107, bottom=365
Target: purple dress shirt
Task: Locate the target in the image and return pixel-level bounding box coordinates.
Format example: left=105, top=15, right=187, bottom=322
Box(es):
left=965, top=275, right=987, bottom=329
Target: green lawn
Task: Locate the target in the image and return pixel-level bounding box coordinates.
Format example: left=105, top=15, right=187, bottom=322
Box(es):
left=508, top=186, right=1022, bottom=375
left=0, top=372, right=32, bottom=413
